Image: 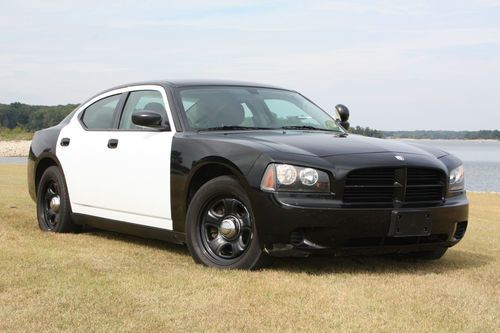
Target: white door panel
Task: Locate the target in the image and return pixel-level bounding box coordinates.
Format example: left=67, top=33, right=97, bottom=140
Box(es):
left=56, top=86, right=175, bottom=230
left=93, top=131, right=173, bottom=228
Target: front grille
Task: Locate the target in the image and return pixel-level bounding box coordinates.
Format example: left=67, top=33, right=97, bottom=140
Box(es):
left=406, top=168, right=445, bottom=202
left=343, top=168, right=395, bottom=203
left=343, top=167, right=445, bottom=205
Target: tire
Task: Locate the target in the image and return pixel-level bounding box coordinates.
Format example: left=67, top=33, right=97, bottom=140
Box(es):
left=410, top=247, right=448, bottom=260
left=186, top=176, right=270, bottom=269
left=36, top=166, right=80, bottom=233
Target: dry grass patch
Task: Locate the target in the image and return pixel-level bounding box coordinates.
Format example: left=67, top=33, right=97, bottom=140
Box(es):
left=0, top=164, right=499, bottom=332
left=0, top=128, right=33, bottom=141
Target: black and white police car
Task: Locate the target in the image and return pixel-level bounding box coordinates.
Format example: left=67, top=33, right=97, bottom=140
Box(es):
left=28, top=80, right=468, bottom=269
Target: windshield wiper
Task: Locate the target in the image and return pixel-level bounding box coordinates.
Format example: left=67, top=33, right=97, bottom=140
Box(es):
left=280, top=125, right=340, bottom=132
left=201, top=125, right=276, bottom=131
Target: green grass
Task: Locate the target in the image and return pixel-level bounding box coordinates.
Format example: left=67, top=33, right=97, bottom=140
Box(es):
left=0, top=128, right=33, bottom=141
left=0, top=164, right=499, bottom=332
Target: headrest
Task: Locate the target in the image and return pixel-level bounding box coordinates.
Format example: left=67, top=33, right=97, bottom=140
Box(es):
left=190, top=95, right=244, bottom=127
left=144, top=102, right=166, bottom=114
left=213, top=100, right=244, bottom=126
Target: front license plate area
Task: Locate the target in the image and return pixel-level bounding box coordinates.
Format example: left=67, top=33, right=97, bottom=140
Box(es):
left=388, top=210, right=432, bottom=237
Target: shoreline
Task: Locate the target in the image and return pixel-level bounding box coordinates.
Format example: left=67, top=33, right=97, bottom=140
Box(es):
left=388, top=138, right=500, bottom=142
left=1, top=138, right=499, bottom=158
left=0, top=154, right=499, bottom=194
left=1, top=137, right=498, bottom=157
left=0, top=140, right=31, bottom=157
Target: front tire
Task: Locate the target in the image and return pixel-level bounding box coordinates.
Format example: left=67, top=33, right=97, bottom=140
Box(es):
left=36, top=166, right=79, bottom=233
left=186, top=176, right=269, bottom=269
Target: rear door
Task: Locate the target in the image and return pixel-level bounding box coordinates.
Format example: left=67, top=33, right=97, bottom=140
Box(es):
left=57, top=85, right=175, bottom=230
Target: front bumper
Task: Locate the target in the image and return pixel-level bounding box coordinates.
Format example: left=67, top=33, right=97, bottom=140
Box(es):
left=249, top=189, right=469, bottom=255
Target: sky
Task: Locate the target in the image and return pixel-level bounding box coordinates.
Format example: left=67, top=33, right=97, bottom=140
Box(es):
left=0, top=0, right=499, bottom=130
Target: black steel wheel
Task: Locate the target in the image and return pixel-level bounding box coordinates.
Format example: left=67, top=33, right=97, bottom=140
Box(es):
left=186, top=176, right=269, bottom=269
left=200, top=198, right=253, bottom=261
left=41, top=180, right=61, bottom=230
left=36, top=166, right=79, bottom=233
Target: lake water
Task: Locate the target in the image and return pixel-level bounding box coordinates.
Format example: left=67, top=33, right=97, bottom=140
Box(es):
left=0, top=156, right=27, bottom=164
left=1, top=140, right=499, bottom=191
left=399, top=139, right=500, bottom=192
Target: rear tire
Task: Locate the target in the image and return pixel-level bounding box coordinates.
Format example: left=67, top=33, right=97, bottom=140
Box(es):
left=186, top=176, right=269, bottom=269
left=36, top=166, right=79, bottom=233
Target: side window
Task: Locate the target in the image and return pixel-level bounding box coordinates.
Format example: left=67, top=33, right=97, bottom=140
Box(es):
left=119, top=90, right=168, bottom=130
left=264, top=99, right=321, bottom=127
left=81, top=94, right=121, bottom=130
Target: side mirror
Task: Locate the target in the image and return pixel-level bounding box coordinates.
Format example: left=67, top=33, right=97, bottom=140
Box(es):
left=335, top=104, right=350, bottom=130
left=132, top=111, right=169, bottom=130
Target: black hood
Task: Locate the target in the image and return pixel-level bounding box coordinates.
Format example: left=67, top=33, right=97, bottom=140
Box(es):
left=217, top=131, right=448, bottom=158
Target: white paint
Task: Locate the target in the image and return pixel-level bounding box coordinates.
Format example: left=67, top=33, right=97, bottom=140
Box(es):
left=56, top=85, right=175, bottom=230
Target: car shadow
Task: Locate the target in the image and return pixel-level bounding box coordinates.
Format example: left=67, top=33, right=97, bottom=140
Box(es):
left=82, top=228, right=493, bottom=275
left=270, top=249, right=494, bottom=275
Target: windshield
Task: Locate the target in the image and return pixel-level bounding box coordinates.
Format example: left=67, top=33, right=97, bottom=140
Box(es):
left=179, top=86, right=343, bottom=132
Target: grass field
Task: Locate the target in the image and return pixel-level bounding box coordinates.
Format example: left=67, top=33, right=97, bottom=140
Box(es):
left=0, top=128, right=33, bottom=141
left=0, top=164, right=499, bottom=332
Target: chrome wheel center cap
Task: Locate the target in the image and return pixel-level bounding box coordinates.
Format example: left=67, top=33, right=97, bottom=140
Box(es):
left=220, top=218, right=238, bottom=239
left=50, top=196, right=61, bottom=213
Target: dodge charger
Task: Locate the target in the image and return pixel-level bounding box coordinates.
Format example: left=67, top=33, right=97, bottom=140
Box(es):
left=28, top=80, right=469, bottom=269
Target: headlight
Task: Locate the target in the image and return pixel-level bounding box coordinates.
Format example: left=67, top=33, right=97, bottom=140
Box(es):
left=276, top=164, right=297, bottom=185
left=449, top=165, right=465, bottom=191
left=260, top=163, right=330, bottom=192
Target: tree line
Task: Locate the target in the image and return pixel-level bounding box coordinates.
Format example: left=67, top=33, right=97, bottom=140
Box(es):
left=0, top=102, right=78, bottom=131
left=384, top=130, right=500, bottom=140
left=350, top=127, right=500, bottom=140
left=349, top=126, right=385, bottom=138
left=1, top=102, right=499, bottom=140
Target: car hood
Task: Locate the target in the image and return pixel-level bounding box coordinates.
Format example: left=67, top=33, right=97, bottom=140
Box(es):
left=222, top=131, right=448, bottom=158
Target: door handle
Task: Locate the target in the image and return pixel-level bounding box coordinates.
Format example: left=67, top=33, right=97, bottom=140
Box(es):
left=107, top=139, right=119, bottom=149
left=60, top=138, right=70, bottom=147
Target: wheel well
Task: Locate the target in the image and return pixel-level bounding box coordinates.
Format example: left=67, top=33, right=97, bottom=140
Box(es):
left=35, top=158, right=58, bottom=192
left=187, top=164, right=238, bottom=207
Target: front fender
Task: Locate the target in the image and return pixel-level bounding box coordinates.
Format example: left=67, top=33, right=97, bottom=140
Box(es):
left=170, top=134, right=263, bottom=232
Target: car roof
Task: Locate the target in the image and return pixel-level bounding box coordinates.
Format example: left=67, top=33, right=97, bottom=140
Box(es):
left=164, top=79, right=286, bottom=89
left=101, top=79, right=288, bottom=93
left=80, top=80, right=295, bottom=112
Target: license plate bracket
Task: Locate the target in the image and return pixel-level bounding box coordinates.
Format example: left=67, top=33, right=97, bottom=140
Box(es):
left=388, top=210, right=432, bottom=237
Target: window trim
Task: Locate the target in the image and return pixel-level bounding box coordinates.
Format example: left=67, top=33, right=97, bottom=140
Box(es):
left=73, top=85, right=176, bottom=133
